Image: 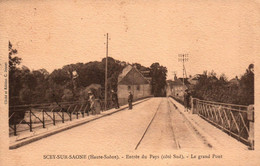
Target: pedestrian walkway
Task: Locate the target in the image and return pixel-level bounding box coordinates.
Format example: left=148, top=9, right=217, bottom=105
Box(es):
left=9, top=98, right=151, bottom=149
left=168, top=97, right=248, bottom=150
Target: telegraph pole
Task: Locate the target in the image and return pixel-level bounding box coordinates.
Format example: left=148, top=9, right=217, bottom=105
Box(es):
left=178, top=54, right=188, bottom=85
left=178, top=54, right=188, bottom=101
left=105, top=33, right=108, bottom=111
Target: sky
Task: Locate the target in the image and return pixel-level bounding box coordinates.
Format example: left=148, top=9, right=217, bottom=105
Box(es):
left=0, top=0, right=258, bottom=80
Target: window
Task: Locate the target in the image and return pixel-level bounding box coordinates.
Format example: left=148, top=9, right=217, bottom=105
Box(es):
left=136, top=85, right=140, bottom=91
left=128, top=86, right=131, bottom=90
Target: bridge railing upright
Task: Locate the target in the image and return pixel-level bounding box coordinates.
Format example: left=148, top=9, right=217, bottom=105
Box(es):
left=9, top=99, right=114, bottom=137
left=190, top=97, right=254, bottom=149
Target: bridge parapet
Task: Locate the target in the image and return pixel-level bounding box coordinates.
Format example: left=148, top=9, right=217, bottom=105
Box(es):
left=9, top=96, right=153, bottom=137
left=9, top=99, right=114, bottom=137
left=191, top=98, right=254, bottom=150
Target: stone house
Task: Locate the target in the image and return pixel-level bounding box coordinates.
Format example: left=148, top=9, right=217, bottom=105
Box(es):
left=166, top=75, right=189, bottom=99
left=117, top=65, right=151, bottom=105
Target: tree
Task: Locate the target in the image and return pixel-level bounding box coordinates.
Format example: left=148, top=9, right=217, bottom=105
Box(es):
left=9, top=41, right=21, bottom=71
left=190, top=64, right=254, bottom=105
left=219, top=73, right=228, bottom=83
left=9, top=52, right=160, bottom=105
left=9, top=41, right=23, bottom=105
left=238, top=64, right=254, bottom=105
left=102, top=57, right=124, bottom=92
left=62, top=89, right=74, bottom=101
left=150, top=63, right=167, bottom=97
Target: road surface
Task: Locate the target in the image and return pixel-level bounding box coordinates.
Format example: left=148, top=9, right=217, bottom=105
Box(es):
left=7, top=97, right=249, bottom=166
left=7, top=98, right=250, bottom=166
left=10, top=98, right=213, bottom=153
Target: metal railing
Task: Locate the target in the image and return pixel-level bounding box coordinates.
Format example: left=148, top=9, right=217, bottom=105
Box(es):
left=9, top=99, right=114, bottom=136
left=191, top=97, right=254, bottom=149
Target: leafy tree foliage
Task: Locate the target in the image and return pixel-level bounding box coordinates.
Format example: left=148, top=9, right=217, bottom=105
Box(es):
left=9, top=54, right=127, bottom=105
left=9, top=41, right=20, bottom=71
left=9, top=41, right=22, bottom=105
left=150, top=63, right=167, bottom=97
left=190, top=64, right=254, bottom=105
left=238, top=64, right=254, bottom=105
left=9, top=42, right=168, bottom=105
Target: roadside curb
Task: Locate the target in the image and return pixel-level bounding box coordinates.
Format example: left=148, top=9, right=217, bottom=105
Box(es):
left=168, top=97, right=221, bottom=149
left=9, top=98, right=151, bottom=149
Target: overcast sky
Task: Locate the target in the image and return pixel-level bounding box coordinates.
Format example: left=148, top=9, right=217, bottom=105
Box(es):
left=1, top=0, right=258, bottom=80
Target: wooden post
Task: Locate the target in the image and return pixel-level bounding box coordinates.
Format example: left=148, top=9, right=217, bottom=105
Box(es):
left=53, top=111, right=55, bottom=125
left=42, top=109, right=45, bottom=128
left=82, top=105, right=85, bottom=118
left=247, top=104, right=254, bottom=150
left=62, top=111, right=64, bottom=123
left=190, top=97, right=194, bottom=114
left=29, top=109, right=32, bottom=132
left=14, top=119, right=17, bottom=136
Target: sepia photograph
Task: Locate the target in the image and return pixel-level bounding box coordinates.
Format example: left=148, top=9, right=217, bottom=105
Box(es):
left=0, top=0, right=259, bottom=165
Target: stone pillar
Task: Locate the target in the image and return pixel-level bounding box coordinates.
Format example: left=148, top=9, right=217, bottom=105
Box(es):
left=247, top=105, right=254, bottom=150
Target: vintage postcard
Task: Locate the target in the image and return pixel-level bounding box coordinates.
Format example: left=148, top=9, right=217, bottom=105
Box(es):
left=0, top=0, right=260, bottom=165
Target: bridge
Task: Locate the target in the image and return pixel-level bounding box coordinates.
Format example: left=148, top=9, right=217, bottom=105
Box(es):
left=6, top=97, right=253, bottom=165
left=7, top=97, right=254, bottom=165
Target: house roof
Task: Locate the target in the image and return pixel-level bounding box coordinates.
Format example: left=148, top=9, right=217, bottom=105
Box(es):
left=190, top=74, right=203, bottom=80
left=118, top=65, right=149, bottom=85
left=118, top=65, right=133, bottom=83
left=85, top=84, right=101, bottom=91
left=178, top=78, right=190, bottom=85
left=229, top=77, right=239, bottom=85
left=84, top=84, right=102, bottom=94
left=172, top=79, right=183, bottom=85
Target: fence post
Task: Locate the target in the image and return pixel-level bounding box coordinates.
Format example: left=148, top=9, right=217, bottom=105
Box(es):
left=87, top=105, right=89, bottom=116
left=62, top=111, right=64, bottom=123
left=197, top=100, right=201, bottom=116
left=14, top=118, right=17, bottom=136
left=42, top=109, right=45, bottom=128
left=247, top=105, right=254, bottom=150
left=53, top=111, right=55, bottom=125
left=29, top=109, right=32, bottom=132
left=190, top=97, right=194, bottom=114
left=82, top=105, right=85, bottom=118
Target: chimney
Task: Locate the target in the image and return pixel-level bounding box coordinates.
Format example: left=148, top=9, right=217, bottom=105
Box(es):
left=174, top=74, right=177, bottom=81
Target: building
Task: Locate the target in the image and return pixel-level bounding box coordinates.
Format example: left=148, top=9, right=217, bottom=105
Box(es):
left=166, top=80, right=174, bottom=97
left=166, top=74, right=189, bottom=99
left=229, top=76, right=239, bottom=86
left=117, top=65, right=151, bottom=105
left=170, top=79, right=187, bottom=97
left=188, top=74, right=202, bottom=85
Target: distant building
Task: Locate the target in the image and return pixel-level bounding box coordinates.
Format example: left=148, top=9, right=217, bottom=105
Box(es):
left=226, top=76, right=240, bottom=92
left=79, top=84, right=102, bottom=101
left=229, top=76, right=239, bottom=86
left=188, top=74, right=202, bottom=85
left=140, top=70, right=152, bottom=82
left=179, top=78, right=190, bottom=86
left=166, top=75, right=188, bottom=98
left=117, top=65, right=152, bottom=105
left=166, top=80, right=174, bottom=97
left=172, top=79, right=187, bottom=98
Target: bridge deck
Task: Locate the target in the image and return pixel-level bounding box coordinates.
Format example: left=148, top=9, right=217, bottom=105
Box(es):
left=8, top=97, right=248, bottom=165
